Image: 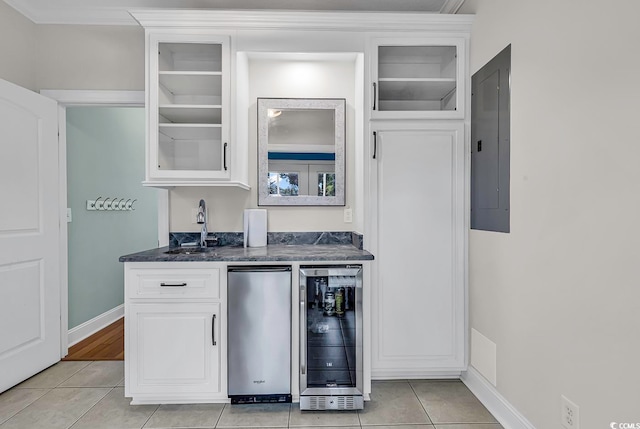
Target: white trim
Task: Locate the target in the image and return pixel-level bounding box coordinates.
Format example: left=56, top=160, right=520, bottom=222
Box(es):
left=5, top=3, right=475, bottom=26
left=142, top=180, right=250, bottom=190
left=130, top=10, right=474, bottom=32
left=57, top=105, right=69, bottom=358
left=372, top=370, right=462, bottom=380
left=461, top=367, right=537, bottom=429
left=40, top=90, right=144, bottom=106
left=68, top=305, right=124, bottom=347
left=157, top=190, right=169, bottom=247
left=3, top=0, right=139, bottom=25
left=40, top=89, right=168, bottom=355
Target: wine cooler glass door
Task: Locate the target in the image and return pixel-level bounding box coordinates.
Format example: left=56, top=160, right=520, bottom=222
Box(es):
left=299, top=266, right=363, bottom=397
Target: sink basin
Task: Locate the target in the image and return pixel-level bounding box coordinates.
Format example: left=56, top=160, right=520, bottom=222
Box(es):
left=165, top=247, right=209, bottom=255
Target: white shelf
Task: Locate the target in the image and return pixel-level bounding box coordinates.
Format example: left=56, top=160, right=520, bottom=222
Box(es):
left=159, top=105, right=222, bottom=124
left=379, top=79, right=456, bottom=101
left=159, top=72, right=222, bottom=97
left=143, top=180, right=250, bottom=190
left=159, top=43, right=223, bottom=72
left=159, top=124, right=221, bottom=140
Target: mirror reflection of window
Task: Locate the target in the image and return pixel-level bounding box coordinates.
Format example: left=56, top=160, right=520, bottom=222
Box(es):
left=269, top=172, right=299, bottom=196
left=317, top=172, right=336, bottom=197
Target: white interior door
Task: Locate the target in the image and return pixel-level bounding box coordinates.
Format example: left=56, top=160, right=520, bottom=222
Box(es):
left=0, top=78, right=60, bottom=392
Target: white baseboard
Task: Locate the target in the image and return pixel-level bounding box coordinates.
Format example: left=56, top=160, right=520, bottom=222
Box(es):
left=372, top=370, right=461, bottom=380
left=67, top=305, right=124, bottom=347
left=461, top=367, right=536, bottom=429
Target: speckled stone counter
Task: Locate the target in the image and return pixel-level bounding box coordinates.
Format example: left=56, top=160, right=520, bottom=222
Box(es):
left=119, top=244, right=373, bottom=263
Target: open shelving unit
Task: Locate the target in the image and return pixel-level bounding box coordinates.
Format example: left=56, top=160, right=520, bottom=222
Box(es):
left=376, top=45, right=458, bottom=112
left=152, top=41, right=228, bottom=177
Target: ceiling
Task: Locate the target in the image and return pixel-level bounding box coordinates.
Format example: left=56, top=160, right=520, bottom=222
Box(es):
left=3, top=0, right=466, bottom=25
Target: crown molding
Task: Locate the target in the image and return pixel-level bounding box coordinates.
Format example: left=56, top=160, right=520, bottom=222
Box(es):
left=4, top=0, right=139, bottom=25
left=39, top=90, right=144, bottom=106
left=130, top=10, right=474, bottom=32
left=4, top=0, right=472, bottom=27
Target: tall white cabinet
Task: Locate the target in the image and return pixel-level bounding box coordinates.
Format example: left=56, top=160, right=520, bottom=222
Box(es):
left=369, top=123, right=466, bottom=377
left=368, top=34, right=470, bottom=378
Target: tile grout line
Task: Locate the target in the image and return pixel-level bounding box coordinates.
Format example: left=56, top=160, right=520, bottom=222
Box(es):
left=139, top=403, right=161, bottom=429
left=407, top=380, right=435, bottom=427
left=65, top=384, right=116, bottom=429
left=213, top=402, right=226, bottom=428
left=0, top=387, right=51, bottom=426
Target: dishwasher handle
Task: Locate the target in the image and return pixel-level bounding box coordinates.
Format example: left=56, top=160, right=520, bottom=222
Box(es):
left=228, top=266, right=292, bottom=273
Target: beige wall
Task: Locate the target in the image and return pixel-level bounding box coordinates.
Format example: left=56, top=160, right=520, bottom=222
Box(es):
left=0, top=4, right=143, bottom=92
left=0, top=1, right=37, bottom=90
left=169, top=57, right=358, bottom=233
left=460, top=1, right=640, bottom=427
left=35, top=25, right=144, bottom=90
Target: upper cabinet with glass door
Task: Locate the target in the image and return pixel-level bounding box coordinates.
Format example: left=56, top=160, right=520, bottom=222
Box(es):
left=145, top=33, right=245, bottom=187
left=371, top=37, right=466, bottom=120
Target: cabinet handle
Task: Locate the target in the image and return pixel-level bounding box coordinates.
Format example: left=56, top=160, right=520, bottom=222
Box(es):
left=372, top=131, right=377, bottom=159
left=223, top=142, right=228, bottom=171
left=372, top=82, right=377, bottom=111
left=160, top=282, right=187, bottom=287
left=212, top=314, right=217, bottom=346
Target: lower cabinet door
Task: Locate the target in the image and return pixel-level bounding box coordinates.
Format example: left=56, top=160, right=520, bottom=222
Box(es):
left=128, top=302, right=220, bottom=395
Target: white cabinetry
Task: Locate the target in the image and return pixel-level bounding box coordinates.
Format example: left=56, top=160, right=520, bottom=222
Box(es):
left=368, top=33, right=469, bottom=378
left=369, top=123, right=466, bottom=377
left=371, top=37, right=466, bottom=120
left=124, top=263, right=226, bottom=404
left=143, top=32, right=248, bottom=188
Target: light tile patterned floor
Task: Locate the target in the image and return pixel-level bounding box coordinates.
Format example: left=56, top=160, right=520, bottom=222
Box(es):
left=0, top=361, right=503, bottom=429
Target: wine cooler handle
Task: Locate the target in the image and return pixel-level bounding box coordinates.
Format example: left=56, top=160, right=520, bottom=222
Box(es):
left=300, top=285, right=306, bottom=375
left=212, top=314, right=217, bottom=346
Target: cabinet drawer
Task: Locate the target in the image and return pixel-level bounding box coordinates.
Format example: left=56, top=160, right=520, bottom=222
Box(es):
left=127, top=268, right=220, bottom=299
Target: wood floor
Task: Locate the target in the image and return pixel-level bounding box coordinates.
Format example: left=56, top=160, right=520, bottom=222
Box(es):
left=63, top=317, right=124, bottom=361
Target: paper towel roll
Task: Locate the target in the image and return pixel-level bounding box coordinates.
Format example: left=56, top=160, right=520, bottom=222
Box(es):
left=243, top=209, right=267, bottom=248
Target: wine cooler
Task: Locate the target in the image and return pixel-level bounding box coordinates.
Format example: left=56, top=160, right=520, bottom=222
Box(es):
left=299, top=265, right=363, bottom=410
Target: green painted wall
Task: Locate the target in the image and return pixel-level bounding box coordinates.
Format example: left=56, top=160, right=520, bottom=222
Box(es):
left=67, top=107, right=157, bottom=329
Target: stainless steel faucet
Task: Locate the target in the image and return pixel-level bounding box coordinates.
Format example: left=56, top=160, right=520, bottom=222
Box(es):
left=196, top=199, right=207, bottom=247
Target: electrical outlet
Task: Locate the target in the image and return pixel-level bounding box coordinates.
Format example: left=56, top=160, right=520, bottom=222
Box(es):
left=561, top=395, right=579, bottom=429
left=343, top=208, right=353, bottom=223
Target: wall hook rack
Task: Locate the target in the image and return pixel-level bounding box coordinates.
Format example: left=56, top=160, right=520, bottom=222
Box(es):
left=86, top=197, right=137, bottom=211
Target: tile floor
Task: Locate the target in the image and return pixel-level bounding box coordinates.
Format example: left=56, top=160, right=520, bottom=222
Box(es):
left=0, top=361, right=503, bottom=429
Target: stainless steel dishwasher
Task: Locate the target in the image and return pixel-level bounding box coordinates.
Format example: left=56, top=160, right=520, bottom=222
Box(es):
left=227, top=266, right=292, bottom=404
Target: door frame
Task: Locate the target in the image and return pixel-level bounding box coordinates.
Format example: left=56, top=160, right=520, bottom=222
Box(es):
left=40, top=90, right=169, bottom=356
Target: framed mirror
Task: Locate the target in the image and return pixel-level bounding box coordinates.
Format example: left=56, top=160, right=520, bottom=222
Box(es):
left=257, top=98, right=346, bottom=206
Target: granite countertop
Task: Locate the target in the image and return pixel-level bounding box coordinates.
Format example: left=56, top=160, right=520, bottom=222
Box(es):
left=119, top=244, right=374, bottom=263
